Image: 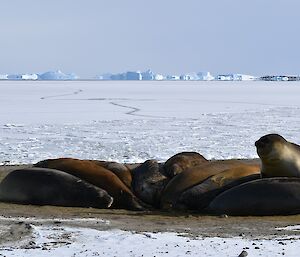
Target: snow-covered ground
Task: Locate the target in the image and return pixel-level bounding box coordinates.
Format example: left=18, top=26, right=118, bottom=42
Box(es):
left=0, top=80, right=299, bottom=164
left=1, top=80, right=300, bottom=256
left=0, top=216, right=299, bottom=257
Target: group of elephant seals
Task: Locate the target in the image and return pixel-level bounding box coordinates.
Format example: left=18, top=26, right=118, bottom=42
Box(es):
left=160, top=159, right=259, bottom=209
left=163, top=152, right=208, bottom=178
left=177, top=165, right=260, bottom=210
left=0, top=133, right=299, bottom=215
left=34, top=158, right=144, bottom=211
left=132, top=160, right=169, bottom=207
left=207, top=177, right=300, bottom=216
left=255, top=133, right=300, bottom=178
left=0, top=168, right=113, bottom=208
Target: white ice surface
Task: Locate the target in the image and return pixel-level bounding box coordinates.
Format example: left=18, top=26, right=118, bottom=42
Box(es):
left=1, top=80, right=300, bottom=164
left=1, top=224, right=299, bottom=257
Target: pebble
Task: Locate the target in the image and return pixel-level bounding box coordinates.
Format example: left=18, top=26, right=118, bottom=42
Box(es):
left=238, top=250, right=248, bottom=257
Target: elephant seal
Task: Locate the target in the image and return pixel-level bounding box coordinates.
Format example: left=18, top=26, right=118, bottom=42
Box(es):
left=177, top=165, right=260, bottom=210
left=255, top=134, right=300, bottom=177
left=207, top=177, right=300, bottom=216
left=0, top=168, right=113, bottom=208
left=132, top=160, right=169, bottom=207
left=163, top=152, right=208, bottom=178
left=89, top=160, right=132, bottom=189
left=160, top=160, right=259, bottom=209
left=34, top=158, right=145, bottom=211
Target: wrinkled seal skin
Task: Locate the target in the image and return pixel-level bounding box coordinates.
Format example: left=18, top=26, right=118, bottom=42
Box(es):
left=163, top=152, right=208, bottom=178
left=0, top=168, right=113, bottom=208
left=207, top=178, right=300, bottom=216
left=34, top=158, right=144, bottom=211
left=177, top=166, right=260, bottom=210
left=255, top=134, right=300, bottom=178
left=160, top=160, right=259, bottom=210
left=132, top=160, right=169, bottom=208
left=89, top=160, right=132, bottom=189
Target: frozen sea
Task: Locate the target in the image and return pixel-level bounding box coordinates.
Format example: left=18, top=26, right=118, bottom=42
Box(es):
left=0, top=80, right=300, bottom=165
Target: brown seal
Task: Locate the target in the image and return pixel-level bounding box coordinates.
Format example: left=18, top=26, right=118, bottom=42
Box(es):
left=255, top=134, right=300, bottom=177
left=163, top=152, right=208, bottom=178
left=0, top=168, right=113, bottom=208
left=207, top=177, right=300, bottom=216
left=160, top=159, right=259, bottom=209
left=34, top=158, right=144, bottom=210
left=177, top=165, right=260, bottom=210
left=88, top=160, right=132, bottom=188
left=131, top=160, right=169, bottom=207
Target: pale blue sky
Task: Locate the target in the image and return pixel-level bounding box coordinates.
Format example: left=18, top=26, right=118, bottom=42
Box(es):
left=0, top=0, right=299, bottom=77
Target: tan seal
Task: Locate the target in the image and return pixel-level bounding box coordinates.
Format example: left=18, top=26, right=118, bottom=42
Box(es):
left=163, top=152, right=208, bottom=178
left=160, top=159, right=259, bottom=209
left=177, top=165, right=260, bottom=210
left=255, top=134, right=300, bottom=177
left=89, top=160, right=132, bottom=189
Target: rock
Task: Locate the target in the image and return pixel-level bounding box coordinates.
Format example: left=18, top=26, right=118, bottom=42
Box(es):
left=238, top=250, right=248, bottom=257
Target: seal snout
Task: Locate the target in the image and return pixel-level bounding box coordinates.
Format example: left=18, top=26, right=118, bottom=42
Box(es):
left=255, top=140, right=263, bottom=148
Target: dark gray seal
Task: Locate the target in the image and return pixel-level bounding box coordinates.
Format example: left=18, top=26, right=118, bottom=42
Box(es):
left=207, top=177, right=300, bottom=216
left=35, top=158, right=145, bottom=211
left=255, top=134, right=300, bottom=178
left=163, top=152, right=208, bottom=178
left=132, top=160, right=169, bottom=208
left=0, top=168, right=113, bottom=208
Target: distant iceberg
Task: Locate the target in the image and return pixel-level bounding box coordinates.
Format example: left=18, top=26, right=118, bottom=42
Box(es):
left=22, top=74, right=38, bottom=80
left=0, top=74, right=8, bottom=80
left=197, top=71, right=215, bottom=81
left=38, top=70, right=79, bottom=80
left=216, top=74, right=257, bottom=81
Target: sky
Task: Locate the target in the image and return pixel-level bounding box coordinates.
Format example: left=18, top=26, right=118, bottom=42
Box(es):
left=0, top=0, right=300, bottom=78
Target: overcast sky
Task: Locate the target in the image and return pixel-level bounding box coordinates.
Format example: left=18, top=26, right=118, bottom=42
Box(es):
left=0, top=0, right=299, bottom=77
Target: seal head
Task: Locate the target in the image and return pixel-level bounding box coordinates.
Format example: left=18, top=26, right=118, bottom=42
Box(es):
left=255, top=134, right=300, bottom=177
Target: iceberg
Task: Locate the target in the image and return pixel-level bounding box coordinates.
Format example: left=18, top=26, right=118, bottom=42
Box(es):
left=96, top=73, right=113, bottom=80
left=141, top=69, right=155, bottom=80
left=180, top=72, right=199, bottom=80
left=0, top=74, right=8, bottom=80
left=7, top=74, right=22, bottom=80
left=197, top=71, right=215, bottom=81
left=125, top=71, right=142, bottom=80
left=216, top=74, right=257, bottom=81
left=21, top=74, right=38, bottom=80
left=166, top=75, right=180, bottom=80
left=38, top=70, right=78, bottom=80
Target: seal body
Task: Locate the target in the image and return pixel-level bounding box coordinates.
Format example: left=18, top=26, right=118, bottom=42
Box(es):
left=207, top=178, right=300, bottom=216
left=0, top=168, right=113, bottom=208
left=255, top=134, right=300, bottom=177
left=160, top=159, right=258, bottom=209
left=89, top=160, right=132, bottom=189
left=132, top=160, right=169, bottom=207
left=163, top=152, right=208, bottom=178
left=177, top=165, right=260, bottom=210
left=34, top=158, right=144, bottom=210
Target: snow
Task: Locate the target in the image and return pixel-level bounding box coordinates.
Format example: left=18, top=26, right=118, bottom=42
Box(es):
left=0, top=216, right=299, bottom=257
left=0, top=80, right=300, bottom=164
